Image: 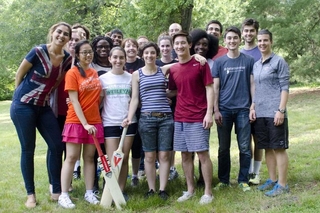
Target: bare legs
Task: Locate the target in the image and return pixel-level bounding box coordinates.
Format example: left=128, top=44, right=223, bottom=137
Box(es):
left=144, top=151, right=170, bottom=191
left=61, top=143, right=96, bottom=193
left=265, top=148, right=288, bottom=186
left=181, top=151, right=213, bottom=195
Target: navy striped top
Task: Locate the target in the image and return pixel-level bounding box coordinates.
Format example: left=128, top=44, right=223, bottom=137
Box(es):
left=139, top=67, right=171, bottom=113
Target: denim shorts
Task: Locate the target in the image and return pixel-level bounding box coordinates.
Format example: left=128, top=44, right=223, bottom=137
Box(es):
left=138, top=113, right=174, bottom=152
left=104, top=123, right=138, bottom=138
left=254, top=117, right=289, bottom=149
left=174, top=122, right=210, bottom=152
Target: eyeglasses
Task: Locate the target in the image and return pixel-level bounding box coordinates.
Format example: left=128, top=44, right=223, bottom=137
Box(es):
left=96, top=45, right=110, bottom=49
left=79, top=51, right=94, bottom=55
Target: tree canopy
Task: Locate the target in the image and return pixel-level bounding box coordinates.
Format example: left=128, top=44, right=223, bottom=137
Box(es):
left=0, top=0, right=319, bottom=99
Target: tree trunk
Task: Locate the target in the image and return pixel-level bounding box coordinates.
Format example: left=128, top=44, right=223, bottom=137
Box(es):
left=180, top=0, right=194, bottom=31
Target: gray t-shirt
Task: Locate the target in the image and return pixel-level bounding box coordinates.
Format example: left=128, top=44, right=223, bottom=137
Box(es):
left=253, top=53, right=290, bottom=118
left=212, top=53, right=254, bottom=110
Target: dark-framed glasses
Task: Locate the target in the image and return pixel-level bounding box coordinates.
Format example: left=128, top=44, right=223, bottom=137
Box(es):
left=80, top=51, right=94, bottom=55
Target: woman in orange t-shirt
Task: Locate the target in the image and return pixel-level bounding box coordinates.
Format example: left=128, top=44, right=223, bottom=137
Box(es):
left=59, top=40, right=103, bottom=209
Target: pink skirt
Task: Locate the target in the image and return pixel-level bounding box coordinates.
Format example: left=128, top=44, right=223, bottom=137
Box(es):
left=62, top=123, right=104, bottom=144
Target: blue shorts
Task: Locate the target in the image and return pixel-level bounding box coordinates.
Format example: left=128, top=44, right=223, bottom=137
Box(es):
left=174, top=122, right=210, bottom=152
left=254, top=118, right=289, bottom=149
left=138, top=113, right=174, bottom=152
left=104, top=123, right=138, bottom=138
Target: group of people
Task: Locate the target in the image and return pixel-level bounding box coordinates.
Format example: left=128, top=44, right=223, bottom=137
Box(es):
left=10, top=17, right=290, bottom=209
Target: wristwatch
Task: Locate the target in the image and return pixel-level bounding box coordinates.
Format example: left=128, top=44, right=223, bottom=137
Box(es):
left=278, top=108, right=286, bottom=114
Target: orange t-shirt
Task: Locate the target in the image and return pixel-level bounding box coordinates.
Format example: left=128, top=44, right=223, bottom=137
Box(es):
left=64, top=66, right=102, bottom=124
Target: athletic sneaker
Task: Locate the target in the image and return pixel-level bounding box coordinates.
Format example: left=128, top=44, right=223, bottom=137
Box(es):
left=138, top=170, right=145, bottom=179
left=145, top=189, right=155, bottom=199
left=155, top=161, right=159, bottom=170
left=84, top=192, right=99, bottom=205
left=177, top=191, right=195, bottom=202
left=58, top=195, right=75, bottom=209
left=265, top=183, right=289, bottom=197
left=249, top=173, right=261, bottom=185
left=73, top=166, right=81, bottom=180
left=123, top=192, right=129, bottom=202
left=258, top=179, right=277, bottom=191
left=92, top=185, right=99, bottom=195
left=199, top=194, right=214, bottom=205
left=214, top=182, right=231, bottom=190
left=168, top=168, right=179, bottom=181
left=131, top=176, right=139, bottom=187
left=239, top=183, right=251, bottom=192
left=158, top=190, right=169, bottom=200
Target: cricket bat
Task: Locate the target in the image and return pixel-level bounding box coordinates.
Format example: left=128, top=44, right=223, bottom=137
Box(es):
left=100, top=127, right=128, bottom=207
left=92, top=135, right=126, bottom=209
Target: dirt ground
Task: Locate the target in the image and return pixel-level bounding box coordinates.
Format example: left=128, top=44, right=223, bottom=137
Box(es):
left=289, top=87, right=320, bottom=98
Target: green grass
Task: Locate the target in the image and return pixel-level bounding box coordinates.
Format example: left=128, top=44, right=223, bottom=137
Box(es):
left=1, top=88, right=320, bottom=212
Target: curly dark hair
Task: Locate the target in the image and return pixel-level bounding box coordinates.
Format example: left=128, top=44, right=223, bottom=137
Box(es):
left=91, top=35, right=113, bottom=64
left=190, top=28, right=219, bottom=59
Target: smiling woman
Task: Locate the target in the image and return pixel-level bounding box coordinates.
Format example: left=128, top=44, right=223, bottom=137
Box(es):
left=59, top=40, right=104, bottom=208
left=99, top=47, right=137, bottom=195
left=9, top=22, right=72, bottom=208
left=122, top=42, right=174, bottom=200
left=91, top=35, right=114, bottom=76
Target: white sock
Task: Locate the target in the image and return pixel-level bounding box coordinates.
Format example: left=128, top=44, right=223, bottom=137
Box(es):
left=249, top=158, right=254, bottom=174
left=253, top=161, right=262, bottom=175
left=86, top=190, right=93, bottom=195
left=61, top=192, right=69, bottom=197
left=74, top=160, right=80, bottom=171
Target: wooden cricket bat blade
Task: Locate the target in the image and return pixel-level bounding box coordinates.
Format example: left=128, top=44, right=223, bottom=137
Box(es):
left=92, top=136, right=126, bottom=209
left=101, top=127, right=128, bottom=207
left=112, top=127, right=127, bottom=174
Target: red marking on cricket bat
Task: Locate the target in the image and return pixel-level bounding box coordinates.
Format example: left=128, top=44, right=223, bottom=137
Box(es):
left=92, top=135, right=110, bottom=173
left=113, top=155, right=122, bottom=167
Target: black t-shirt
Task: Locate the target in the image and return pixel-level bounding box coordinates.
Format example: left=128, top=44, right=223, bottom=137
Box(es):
left=155, top=59, right=178, bottom=67
left=125, top=59, right=145, bottom=74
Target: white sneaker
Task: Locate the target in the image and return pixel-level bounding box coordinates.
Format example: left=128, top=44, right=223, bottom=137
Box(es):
left=58, top=195, right=75, bottom=209
left=138, top=170, right=145, bottom=179
left=177, top=191, right=194, bottom=202
left=249, top=174, right=261, bottom=185
left=84, top=192, right=99, bottom=205
left=199, top=194, right=214, bottom=205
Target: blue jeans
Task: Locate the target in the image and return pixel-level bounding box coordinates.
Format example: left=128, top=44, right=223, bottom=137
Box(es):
left=138, top=113, right=174, bottom=152
left=10, top=102, right=63, bottom=195
left=217, top=109, right=251, bottom=183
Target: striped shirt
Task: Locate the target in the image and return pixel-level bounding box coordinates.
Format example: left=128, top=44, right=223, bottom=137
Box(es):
left=139, top=67, right=171, bottom=113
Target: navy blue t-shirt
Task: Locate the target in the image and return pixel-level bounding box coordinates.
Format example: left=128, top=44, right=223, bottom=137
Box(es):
left=212, top=53, right=254, bottom=110
left=13, top=44, right=71, bottom=106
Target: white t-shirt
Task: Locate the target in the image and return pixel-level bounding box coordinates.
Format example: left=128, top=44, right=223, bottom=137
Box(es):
left=90, top=63, right=112, bottom=76
left=99, top=71, right=137, bottom=126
